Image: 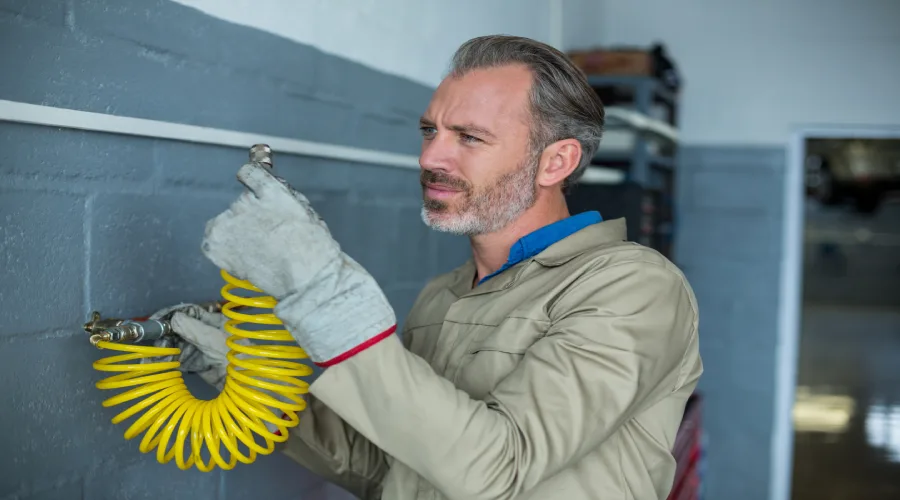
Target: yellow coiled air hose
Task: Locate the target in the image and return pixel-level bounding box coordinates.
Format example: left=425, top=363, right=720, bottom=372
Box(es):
left=89, top=144, right=312, bottom=471
left=91, top=270, right=311, bottom=471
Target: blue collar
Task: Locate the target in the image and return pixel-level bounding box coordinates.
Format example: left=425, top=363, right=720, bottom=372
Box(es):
left=478, top=211, right=603, bottom=285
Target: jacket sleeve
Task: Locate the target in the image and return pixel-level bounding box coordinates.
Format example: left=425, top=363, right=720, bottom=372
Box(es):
left=307, top=260, right=699, bottom=500
left=277, top=323, right=420, bottom=499
left=279, top=393, right=390, bottom=500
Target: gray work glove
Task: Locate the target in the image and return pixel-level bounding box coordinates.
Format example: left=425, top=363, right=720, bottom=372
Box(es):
left=143, top=302, right=234, bottom=391
left=200, top=163, right=397, bottom=367
left=145, top=302, right=305, bottom=434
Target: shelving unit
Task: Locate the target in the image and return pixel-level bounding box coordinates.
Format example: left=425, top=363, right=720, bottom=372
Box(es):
left=566, top=74, right=680, bottom=259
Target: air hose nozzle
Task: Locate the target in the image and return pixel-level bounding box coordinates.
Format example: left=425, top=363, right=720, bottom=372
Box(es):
left=249, top=143, right=273, bottom=170
left=84, top=311, right=171, bottom=347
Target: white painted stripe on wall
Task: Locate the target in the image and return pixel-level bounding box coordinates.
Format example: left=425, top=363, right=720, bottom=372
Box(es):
left=0, top=99, right=420, bottom=169
left=0, top=99, right=624, bottom=184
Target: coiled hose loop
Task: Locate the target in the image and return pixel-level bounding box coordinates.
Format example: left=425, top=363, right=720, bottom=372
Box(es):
left=92, top=269, right=311, bottom=471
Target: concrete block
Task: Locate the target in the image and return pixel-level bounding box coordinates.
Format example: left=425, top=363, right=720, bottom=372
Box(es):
left=313, top=482, right=359, bottom=500
left=0, top=122, right=154, bottom=182
left=386, top=284, right=427, bottom=332
left=222, top=451, right=326, bottom=500
left=338, top=203, right=401, bottom=288
left=355, top=112, right=421, bottom=155
left=0, top=16, right=355, bottom=146
left=304, top=190, right=354, bottom=249
left=0, top=335, right=139, bottom=495
left=314, top=53, right=391, bottom=109
left=72, top=0, right=318, bottom=91
left=312, top=40, right=433, bottom=121
left=383, top=77, right=435, bottom=121
left=430, top=230, right=471, bottom=276
left=155, top=140, right=250, bottom=192
left=350, top=164, right=422, bottom=201
left=702, top=451, right=768, bottom=500
left=83, top=457, right=218, bottom=500
left=726, top=341, right=777, bottom=398
left=681, top=259, right=777, bottom=305
left=275, top=156, right=354, bottom=193
left=687, top=166, right=783, bottom=214
left=89, top=192, right=233, bottom=318
left=704, top=415, right=771, bottom=500
left=0, top=17, right=109, bottom=110
left=263, top=94, right=360, bottom=149
left=0, top=0, right=66, bottom=25
left=679, top=145, right=786, bottom=171
left=19, top=480, right=83, bottom=500
left=0, top=189, right=85, bottom=336
left=392, top=207, right=432, bottom=285
left=677, top=209, right=782, bottom=262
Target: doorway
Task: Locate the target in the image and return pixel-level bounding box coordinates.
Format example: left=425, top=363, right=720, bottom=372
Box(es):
left=777, top=126, right=900, bottom=500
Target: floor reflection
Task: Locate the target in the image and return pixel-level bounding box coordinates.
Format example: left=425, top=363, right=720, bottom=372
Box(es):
left=793, top=387, right=855, bottom=434
left=866, top=403, right=900, bottom=464
left=791, top=305, right=900, bottom=500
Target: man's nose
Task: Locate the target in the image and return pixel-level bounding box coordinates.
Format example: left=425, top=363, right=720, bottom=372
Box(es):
left=419, top=134, right=455, bottom=173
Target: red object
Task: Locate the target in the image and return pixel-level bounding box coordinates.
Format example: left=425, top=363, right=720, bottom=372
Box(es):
left=666, top=393, right=703, bottom=500
left=314, top=324, right=398, bottom=368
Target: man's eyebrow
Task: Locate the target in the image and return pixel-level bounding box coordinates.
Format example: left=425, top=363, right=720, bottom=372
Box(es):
left=450, top=123, right=496, bottom=140
left=419, top=117, right=496, bottom=139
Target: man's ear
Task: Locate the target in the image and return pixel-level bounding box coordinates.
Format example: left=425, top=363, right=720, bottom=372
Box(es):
left=537, top=138, right=583, bottom=188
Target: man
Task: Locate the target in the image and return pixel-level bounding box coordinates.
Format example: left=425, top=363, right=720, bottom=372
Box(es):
left=161, top=35, right=702, bottom=499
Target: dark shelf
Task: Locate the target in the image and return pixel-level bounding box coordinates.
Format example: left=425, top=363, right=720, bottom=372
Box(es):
left=575, top=73, right=680, bottom=260
left=592, top=152, right=675, bottom=171
left=586, top=75, right=677, bottom=108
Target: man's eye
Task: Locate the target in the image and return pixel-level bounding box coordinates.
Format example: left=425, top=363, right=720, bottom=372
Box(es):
left=461, top=134, right=480, bottom=144
left=420, top=127, right=436, bottom=137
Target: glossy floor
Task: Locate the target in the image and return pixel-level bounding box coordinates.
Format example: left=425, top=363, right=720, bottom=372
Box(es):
left=791, top=304, right=900, bottom=500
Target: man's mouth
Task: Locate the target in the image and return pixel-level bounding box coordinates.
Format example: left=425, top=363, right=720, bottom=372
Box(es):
left=424, top=183, right=461, bottom=199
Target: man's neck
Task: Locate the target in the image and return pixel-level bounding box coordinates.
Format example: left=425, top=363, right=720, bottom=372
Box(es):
left=469, top=194, right=570, bottom=285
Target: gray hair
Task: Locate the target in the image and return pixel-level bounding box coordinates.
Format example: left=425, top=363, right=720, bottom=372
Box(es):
left=448, top=35, right=605, bottom=189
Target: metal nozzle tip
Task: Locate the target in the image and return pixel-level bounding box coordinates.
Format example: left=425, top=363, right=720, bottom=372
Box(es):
left=250, top=144, right=273, bottom=169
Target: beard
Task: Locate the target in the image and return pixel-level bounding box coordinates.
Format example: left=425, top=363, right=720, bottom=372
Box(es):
left=420, top=155, right=540, bottom=236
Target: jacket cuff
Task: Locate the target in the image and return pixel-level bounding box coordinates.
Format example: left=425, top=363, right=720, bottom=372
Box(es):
left=314, top=324, right=397, bottom=368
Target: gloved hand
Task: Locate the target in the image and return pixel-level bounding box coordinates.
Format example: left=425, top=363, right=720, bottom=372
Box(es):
left=143, top=302, right=234, bottom=391
left=201, top=162, right=397, bottom=367
left=144, top=302, right=302, bottom=434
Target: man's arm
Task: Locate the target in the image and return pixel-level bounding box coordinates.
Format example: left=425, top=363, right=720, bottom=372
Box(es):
left=308, top=260, right=698, bottom=500
left=278, top=325, right=420, bottom=499
left=280, top=393, right=389, bottom=500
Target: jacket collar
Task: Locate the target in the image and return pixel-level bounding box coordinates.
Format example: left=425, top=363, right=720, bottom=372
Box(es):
left=445, top=215, right=627, bottom=298
left=478, top=210, right=602, bottom=285
left=533, top=217, right=627, bottom=266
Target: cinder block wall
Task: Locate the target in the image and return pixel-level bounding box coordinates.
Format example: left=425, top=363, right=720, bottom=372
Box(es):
left=0, top=1, right=470, bottom=498
left=674, top=146, right=787, bottom=500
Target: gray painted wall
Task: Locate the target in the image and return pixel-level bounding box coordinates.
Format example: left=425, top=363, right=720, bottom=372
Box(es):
left=674, top=145, right=787, bottom=500
left=0, top=1, right=470, bottom=498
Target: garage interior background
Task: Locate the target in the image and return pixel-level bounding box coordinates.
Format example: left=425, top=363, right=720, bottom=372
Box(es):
left=1, top=1, right=899, bottom=500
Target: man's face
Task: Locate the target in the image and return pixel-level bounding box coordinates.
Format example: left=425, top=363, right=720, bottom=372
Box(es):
left=418, top=64, right=540, bottom=235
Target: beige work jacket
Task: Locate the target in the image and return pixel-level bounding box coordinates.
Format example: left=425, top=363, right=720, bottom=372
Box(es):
left=281, top=218, right=703, bottom=499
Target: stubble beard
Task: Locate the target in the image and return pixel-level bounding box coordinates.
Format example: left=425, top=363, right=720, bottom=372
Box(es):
left=420, top=155, right=540, bottom=236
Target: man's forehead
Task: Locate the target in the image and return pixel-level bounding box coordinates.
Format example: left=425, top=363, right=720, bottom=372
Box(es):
left=424, top=64, right=532, bottom=124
